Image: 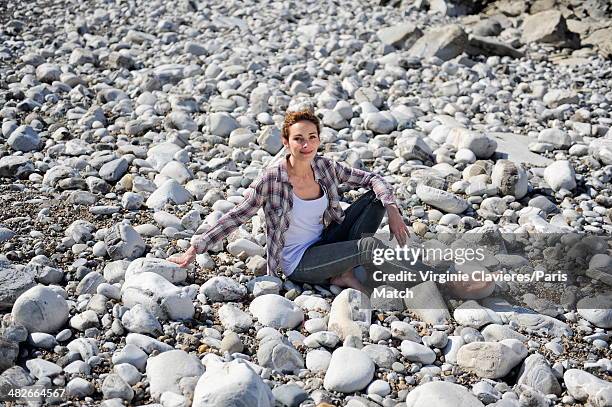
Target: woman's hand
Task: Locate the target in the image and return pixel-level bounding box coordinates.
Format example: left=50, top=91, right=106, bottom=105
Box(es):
left=167, top=246, right=198, bottom=268
left=387, top=205, right=410, bottom=247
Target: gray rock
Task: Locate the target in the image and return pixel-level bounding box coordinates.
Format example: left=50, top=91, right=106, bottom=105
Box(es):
left=364, top=112, right=397, bottom=134
left=457, top=339, right=528, bottom=379
left=102, top=374, right=134, bottom=401
left=521, top=10, right=579, bottom=48
left=0, top=338, right=19, bottom=372
left=12, top=285, right=69, bottom=334
left=257, top=336, right=304, bottom=373
left=208, top=113, right=239, bottom=137
left=409, top=24, right=468, bottom=61
left=517, top=353, right=562, bottom=395
left=25, top=358, right=62, bottom=379
left=99, top=158, right=129, bottom=182
left=66, top=377, right=95, bottom=398
left=305, top=349, right=332, bottom=372
left=121, top=304, right=163, bottom=335
left=0, top=156, right=35, bottom=178
left=272, top=383, right=308, bottom=407
left=361, top=344, right=398, bottom=369
left=416, top=184, right=468, bottom=214
left=201, top=276, right=247, bottom=302
left=7, top=125, right=41, bottom=152
left=491, top=160, right=528, bottom=199
left=125, top=257, right=187, bottom=284
left=538, top=128, right=571, bottom=149
left=121, top=272, right=195, bottom=321
left=146, top=179, right=193, bottom=209
left=104, top=223, right=146, bottom=260
left=377, top=23, right=423, bottom=49
left=0, top=260, right=35, bottom=310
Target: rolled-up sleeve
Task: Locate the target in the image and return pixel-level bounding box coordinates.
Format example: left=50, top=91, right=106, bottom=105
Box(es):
left=190, top=175, right=268, bottom=254
left=330, top=159, right=398, bottom=207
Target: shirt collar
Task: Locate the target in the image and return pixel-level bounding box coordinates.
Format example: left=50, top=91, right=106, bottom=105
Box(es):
left=278, top=152, right=321, bottom=183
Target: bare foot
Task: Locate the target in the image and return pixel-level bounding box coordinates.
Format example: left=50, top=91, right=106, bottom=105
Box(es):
left=330, top=270, right=370, bottom=295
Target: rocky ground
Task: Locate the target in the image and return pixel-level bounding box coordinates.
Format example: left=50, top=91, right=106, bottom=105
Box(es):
left=1, top=0, right=612, bottom=406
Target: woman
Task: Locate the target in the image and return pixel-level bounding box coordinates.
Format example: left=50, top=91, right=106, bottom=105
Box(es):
left=169, top=109, right=493, bottom=297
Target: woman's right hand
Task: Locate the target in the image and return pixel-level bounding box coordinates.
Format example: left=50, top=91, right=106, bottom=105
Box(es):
left=167, top=246, right=198, bottom=268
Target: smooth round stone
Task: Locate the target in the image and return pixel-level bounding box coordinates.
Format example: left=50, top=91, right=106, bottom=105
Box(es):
left=306, top=349, right=332, bottom=373
left=367, top=380, right=391, bottom=397
left=455, top=148, right=476, bottom=164
left=249, top=294, right=304, bottom=329
left=323, top=347, right=374, bottom=393
left=12, top=286, right=70, bottom=334
left=400, top=340, right=436, bottom=364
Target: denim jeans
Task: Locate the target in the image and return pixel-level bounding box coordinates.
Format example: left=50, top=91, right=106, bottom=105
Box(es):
left=288, top=190, right=427, bottom=286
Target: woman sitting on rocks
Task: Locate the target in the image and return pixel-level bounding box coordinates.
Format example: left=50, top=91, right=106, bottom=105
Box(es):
left=169, top=108, right=492, bottom=298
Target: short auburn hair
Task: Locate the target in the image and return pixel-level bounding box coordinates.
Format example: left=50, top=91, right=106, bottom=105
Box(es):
left=281, top=110, right=321, bottom=140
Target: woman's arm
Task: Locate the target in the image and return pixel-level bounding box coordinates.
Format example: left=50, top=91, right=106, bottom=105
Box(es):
left=168, top=174, right=269, bottom=268
left=330, top=158, right=409, bottom=245
left=190, top=174, right=268, bottom=254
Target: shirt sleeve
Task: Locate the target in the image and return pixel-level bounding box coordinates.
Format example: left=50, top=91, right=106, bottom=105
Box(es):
left=330, top=159, right=399, bottom=208
left=190, top=174, right=268, bottom=254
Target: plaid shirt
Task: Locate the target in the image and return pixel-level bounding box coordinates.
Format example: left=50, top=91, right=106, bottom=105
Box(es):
left=190, top=152, right=399, bottom=277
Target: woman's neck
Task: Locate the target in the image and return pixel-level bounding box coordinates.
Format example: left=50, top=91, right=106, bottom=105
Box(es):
left=287, top=154, right=313, bottom=179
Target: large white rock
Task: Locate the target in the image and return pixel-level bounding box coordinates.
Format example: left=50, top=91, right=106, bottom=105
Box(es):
left=146, top=349, right=204, bottom=401
left=249, top=294, right=303, bottom=329
left=400, top=341, right=436, bottom=364
left=564, top=369, right=612, bottom=406
left=328, top=288, right=372, bottom=340
left=543, top=160, right=576, bottom=191
left=323, top=347, right=375, bottom=393
left=453, top=300, right=503, bottom=329
left=201, top=277, right=247, bottom=302
left=457, top=339, right=528, bottom=379
left=416, top=184, right=469, bottom=214
left=125, top=257, right=187, bottom=284
left=12, top=286, right=69, bottom=334
left=121, top=272, right=194, bottom=320
left=146, top=179, right=192, bottom=209
left=192, top=360, right=274, bottom=407
left=404, top=381, right=484, bottom=407
left=227, top=238, right=265, bottom=258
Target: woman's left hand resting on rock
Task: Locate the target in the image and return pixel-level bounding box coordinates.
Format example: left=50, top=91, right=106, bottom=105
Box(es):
left=387, top=205, right=410, bottom=247
left=167, top=246, right=197, bottom=268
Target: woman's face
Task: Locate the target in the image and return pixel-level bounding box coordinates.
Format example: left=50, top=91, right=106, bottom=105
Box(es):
left=283, top=120, right=320, bottom=159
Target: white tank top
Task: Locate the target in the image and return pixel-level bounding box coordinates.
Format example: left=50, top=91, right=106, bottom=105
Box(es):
left=281, top=189, right=327, bottom=276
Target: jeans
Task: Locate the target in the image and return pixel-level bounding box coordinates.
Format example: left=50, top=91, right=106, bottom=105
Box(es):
left=288, top=190, right=428, bottom=286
